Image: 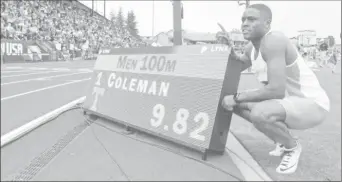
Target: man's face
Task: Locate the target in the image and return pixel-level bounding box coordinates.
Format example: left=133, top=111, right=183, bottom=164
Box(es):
left=241, top=8, right=269, bottom=41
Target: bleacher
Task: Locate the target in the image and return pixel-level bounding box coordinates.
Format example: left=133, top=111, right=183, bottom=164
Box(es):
left=1, top=0, right=143, bottom=62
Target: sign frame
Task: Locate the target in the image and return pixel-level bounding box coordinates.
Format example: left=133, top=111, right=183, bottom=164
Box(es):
left=83, top=45, right=243, bottom=159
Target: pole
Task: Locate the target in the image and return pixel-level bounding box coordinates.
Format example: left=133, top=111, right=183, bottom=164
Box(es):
left=238, top=0, right=250, bottom=9
left=245, top=0, right=250, bottom=8
left=104, top=0, right=106, bottom=18
left=92, top=0, right=94, bottom=16
left=172, top=0, right=182, bottom=45
left=152, top=0, right=155, bottom=36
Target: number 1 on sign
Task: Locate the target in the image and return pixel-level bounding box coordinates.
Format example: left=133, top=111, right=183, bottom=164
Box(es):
left=95, top=72, right=103, bottom=86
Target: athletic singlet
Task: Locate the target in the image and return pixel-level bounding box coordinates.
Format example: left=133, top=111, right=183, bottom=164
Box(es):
left=250, top=32, right=330, bottom=111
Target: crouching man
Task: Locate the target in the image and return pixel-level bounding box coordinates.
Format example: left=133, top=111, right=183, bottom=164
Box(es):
left=221, top=4, right=330, bottom=174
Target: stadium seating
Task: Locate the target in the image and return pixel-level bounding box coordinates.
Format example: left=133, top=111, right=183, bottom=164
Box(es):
left=1, top=0, right=143, bottom=57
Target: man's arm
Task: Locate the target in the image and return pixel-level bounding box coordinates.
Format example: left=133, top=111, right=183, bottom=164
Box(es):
left=235, top=33, right=287, bottom=102
left=216, top=23, right=252, bottom=71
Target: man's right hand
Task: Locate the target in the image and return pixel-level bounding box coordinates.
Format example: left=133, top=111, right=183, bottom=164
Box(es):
left=217, top=23, right=252, bottom=69
left=216, top=23, right=233, bottom=46
left=217, top=23, right=239, bottom=60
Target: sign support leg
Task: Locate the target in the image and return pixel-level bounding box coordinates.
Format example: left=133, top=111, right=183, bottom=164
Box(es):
left=202, top=149, right=208, bottom=161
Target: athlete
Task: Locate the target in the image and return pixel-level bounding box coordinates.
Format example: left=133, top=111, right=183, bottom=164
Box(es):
left=319, top=41, right=329, bottom=67
left=220, top=4, right=330, bottom=174
left=329, top=48, right=340, bottom=73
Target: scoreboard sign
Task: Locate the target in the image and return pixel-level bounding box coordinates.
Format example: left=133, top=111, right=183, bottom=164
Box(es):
left=83, top=45, right=242, bottom=154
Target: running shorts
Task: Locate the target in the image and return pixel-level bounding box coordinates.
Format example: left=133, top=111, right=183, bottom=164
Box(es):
left=275, top=96, right=328, bottom=129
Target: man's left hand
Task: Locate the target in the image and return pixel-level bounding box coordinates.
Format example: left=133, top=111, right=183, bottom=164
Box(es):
left=222, top=95, right=237, bottom=111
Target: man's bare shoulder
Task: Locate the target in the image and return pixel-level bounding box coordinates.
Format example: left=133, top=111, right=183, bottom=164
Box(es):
left=264, top=31, right=288, bottom=45
left=260, top=31, right=288, bottom=56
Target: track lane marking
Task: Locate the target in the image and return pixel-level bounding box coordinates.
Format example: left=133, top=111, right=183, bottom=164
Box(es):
left=27, top=67, right=48, bottom=70
left=51, top=68, right=70, bottom=71
left=61, top=78, right=91, bottom=82
left=1, top=70, right=36, bottom=74
left=2, top=67, right=24, bottom=69
left=1, top=72, right=92, bottom=86
left=1, top=71, right=67, bottom=78
left=1, top=78, right=91, bottom=101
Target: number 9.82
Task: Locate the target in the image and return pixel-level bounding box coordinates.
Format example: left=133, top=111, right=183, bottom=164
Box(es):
left=150, top=104, right=210, bottom=142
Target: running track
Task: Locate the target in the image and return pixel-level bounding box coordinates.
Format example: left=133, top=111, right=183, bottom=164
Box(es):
left=1, top=61, right=95, bottom=180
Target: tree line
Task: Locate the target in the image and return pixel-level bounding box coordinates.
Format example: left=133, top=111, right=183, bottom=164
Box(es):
left=109, top=8, right=140, bottom=41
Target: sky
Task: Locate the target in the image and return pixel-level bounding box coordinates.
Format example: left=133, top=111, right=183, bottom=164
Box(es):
left=79, top=0, right=341, bottom=44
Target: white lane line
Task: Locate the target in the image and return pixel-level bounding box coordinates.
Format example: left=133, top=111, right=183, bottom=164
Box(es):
left=1, top=70, right=66, bottom=78
left=1, top=70, right=35, bottom=73
left=35, top=78, right=50, bottom=81
left=1, top=78, right=91, bottom=101
left=1, top=72, right=92, bottom=86
left=52, top=68, right=71, bottom=71
left=1, top=96, right=86, bottom=147
left=63, top=78, right=91, bottom=82
left=27, top=67, right=49, bottom=70
left=77, top=68, right=92, bottom=72
left=3, top=67, right=24, bottom=69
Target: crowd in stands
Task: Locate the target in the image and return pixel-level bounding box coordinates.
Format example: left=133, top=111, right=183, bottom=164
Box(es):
left=1, top=0, right=144, bottom=59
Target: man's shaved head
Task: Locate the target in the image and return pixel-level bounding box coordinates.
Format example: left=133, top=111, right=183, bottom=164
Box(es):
left=248, top=4, right=272, bottom=22
left=241, top=3, right=273, bottom=41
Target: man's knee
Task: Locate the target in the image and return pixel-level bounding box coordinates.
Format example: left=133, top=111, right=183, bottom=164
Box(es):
left=249, top=101, right=286, bottom=127
left=249, top=108, right=269, bottom=129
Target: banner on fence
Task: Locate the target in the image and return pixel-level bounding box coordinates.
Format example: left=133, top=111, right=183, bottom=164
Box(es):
left=0, top=39, right=51, bottom=63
